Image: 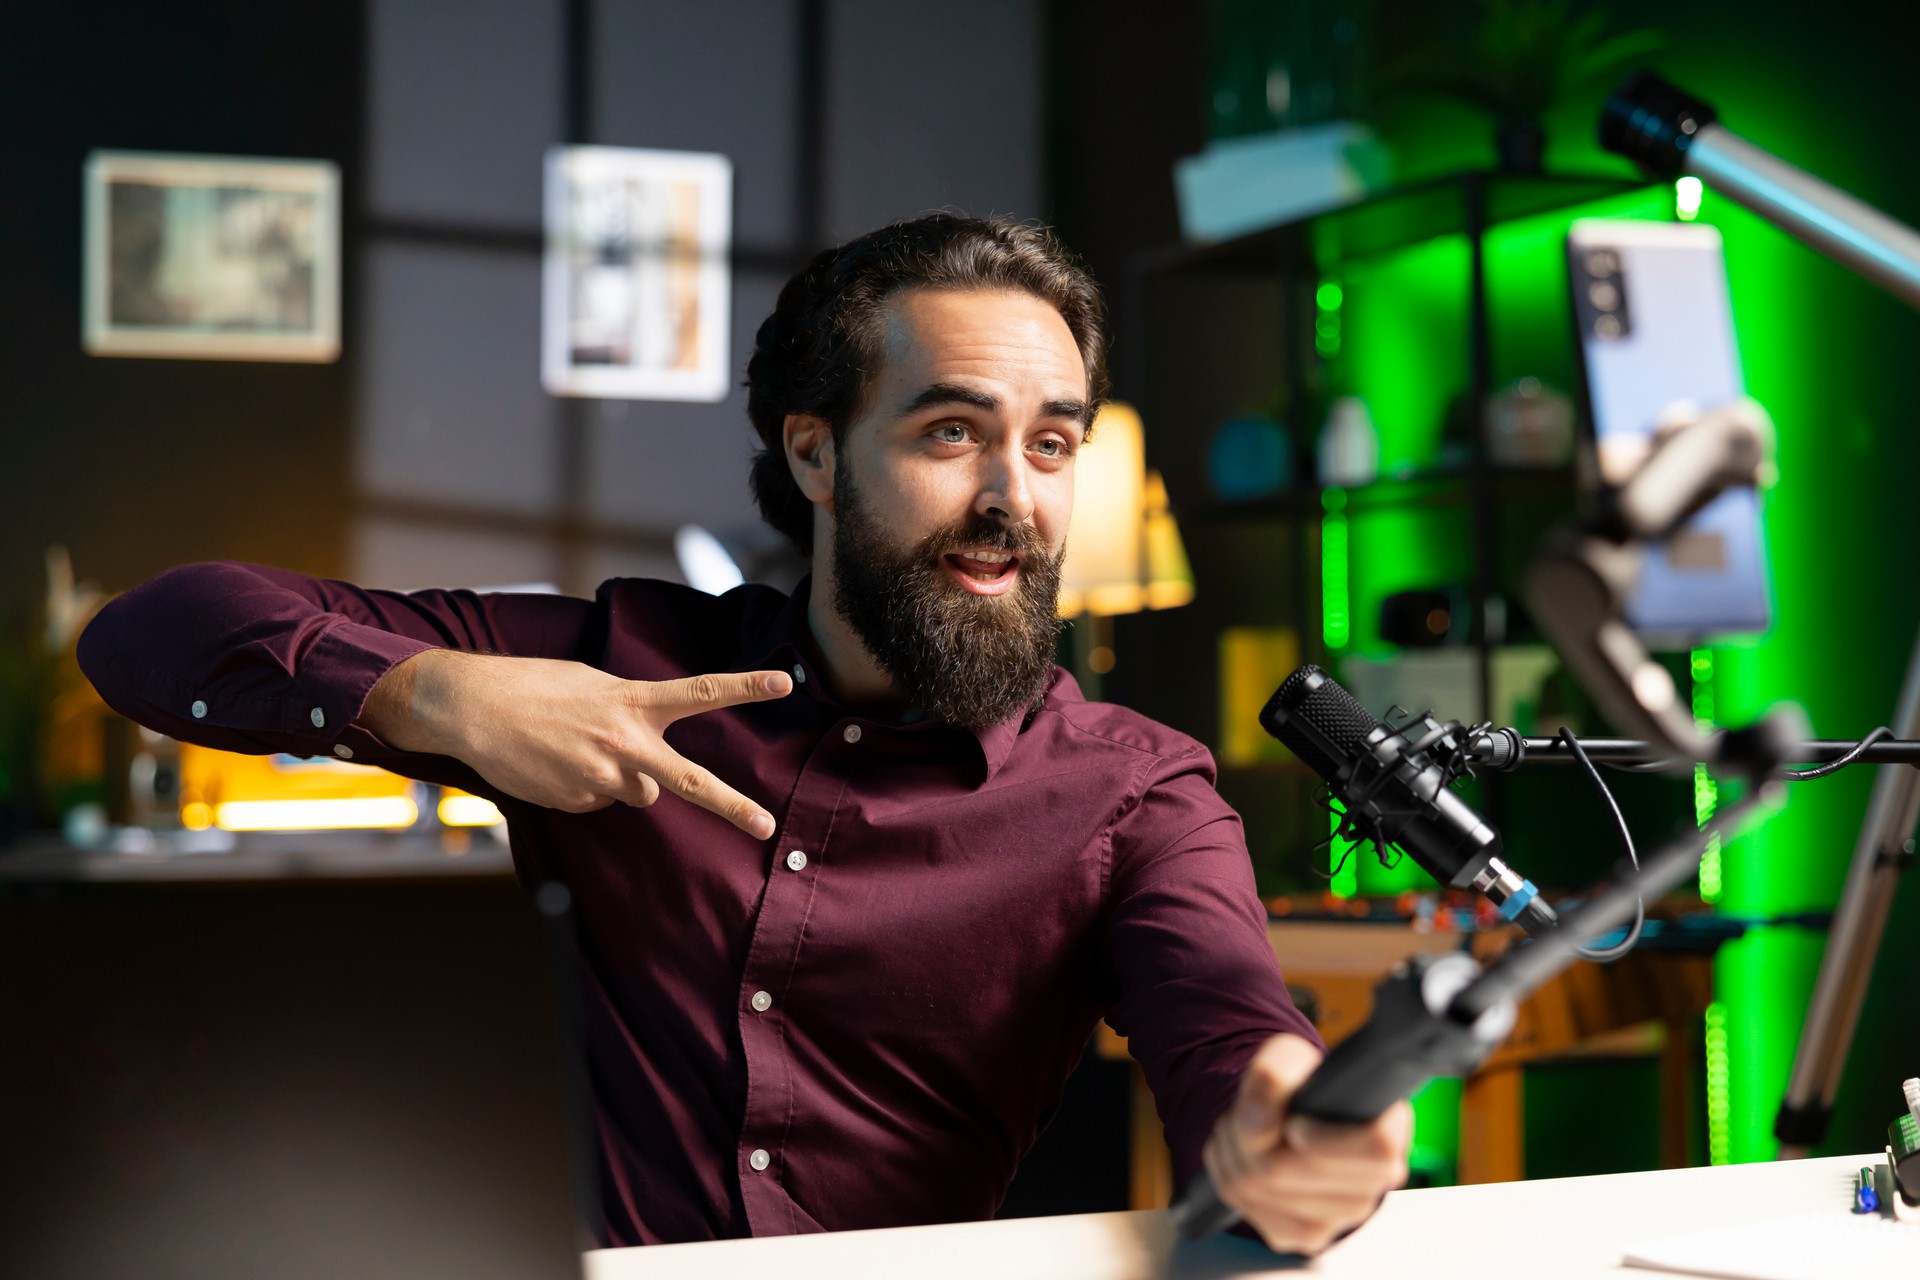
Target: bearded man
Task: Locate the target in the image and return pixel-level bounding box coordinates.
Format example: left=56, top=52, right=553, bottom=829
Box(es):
left=78, top=214, right=1409, bottom=1253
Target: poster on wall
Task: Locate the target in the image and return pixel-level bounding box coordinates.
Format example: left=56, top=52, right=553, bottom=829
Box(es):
left=542, top=146, right=733, bottom=402
left=83, top=151, right=341, bottom=362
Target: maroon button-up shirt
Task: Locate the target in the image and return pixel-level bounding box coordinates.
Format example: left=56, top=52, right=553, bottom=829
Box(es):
left=77, top=562, right=1318, bottom=1245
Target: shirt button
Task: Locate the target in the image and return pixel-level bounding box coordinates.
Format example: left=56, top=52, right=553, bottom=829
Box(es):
left=749, top=1148, right=771, bottom=1172
left=333, top=744, right=354, bottom=760
left=792, top=663, right=806, bottom=684
left=310, top=707, right=327, bottom=728
left=785, top=849, right=808, bottom=872
left=750, top=990, right=772, bottom=1012
left=190, top=700, right=208, bottom=719
left=843, top=724, right=862, bottom=744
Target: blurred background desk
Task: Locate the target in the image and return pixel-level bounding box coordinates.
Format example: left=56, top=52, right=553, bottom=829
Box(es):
left=0, top=832, right=514, bottom=886
left=1099, top=913, right=1719, bottom=1203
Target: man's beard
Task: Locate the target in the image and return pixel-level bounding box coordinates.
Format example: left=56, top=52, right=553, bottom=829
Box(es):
left=830, top=464, right=1066, bottom=731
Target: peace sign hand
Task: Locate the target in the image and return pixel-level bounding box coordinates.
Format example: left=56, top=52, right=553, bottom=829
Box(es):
left=364, top=650, right=794, bottom=837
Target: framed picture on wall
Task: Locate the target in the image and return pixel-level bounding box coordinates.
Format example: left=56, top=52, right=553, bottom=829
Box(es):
left=542, top=145, right=733, bottom=402
left=83, top=151, right=341, bottom=362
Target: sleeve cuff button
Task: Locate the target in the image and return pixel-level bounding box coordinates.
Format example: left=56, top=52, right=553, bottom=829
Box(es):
left=310, top=707, right=327, bottom=728
left=190, top=700, right=208, bottom=719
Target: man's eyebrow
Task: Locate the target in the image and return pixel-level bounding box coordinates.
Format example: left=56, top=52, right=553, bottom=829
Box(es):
left=895, top=382, right=1092, bottom=428
left=1041, top=398, right=1092, bottom=427
left=896, top=382, right=1000, bottom=417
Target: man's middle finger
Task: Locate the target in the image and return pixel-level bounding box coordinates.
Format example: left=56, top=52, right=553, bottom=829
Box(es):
left=647, top=744, right=775, bottom=839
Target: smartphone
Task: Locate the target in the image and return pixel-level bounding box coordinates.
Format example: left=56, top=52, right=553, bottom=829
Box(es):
left=1567, top=219, right=1772, bottom=642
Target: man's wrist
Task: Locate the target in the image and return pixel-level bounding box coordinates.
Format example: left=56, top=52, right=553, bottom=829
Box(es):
left=362, top=648, right=464, bottom=756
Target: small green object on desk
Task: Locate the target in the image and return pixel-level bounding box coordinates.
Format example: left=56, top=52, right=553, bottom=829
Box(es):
left=1854, top=1166, right=1879, bottom=1214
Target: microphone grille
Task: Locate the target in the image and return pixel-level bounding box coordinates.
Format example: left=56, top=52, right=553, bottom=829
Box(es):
left=1260, top=665, right=1378, bottom=777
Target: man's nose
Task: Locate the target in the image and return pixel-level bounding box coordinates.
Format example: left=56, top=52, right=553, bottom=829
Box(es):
left=974, top=448, right=1034, bottom=526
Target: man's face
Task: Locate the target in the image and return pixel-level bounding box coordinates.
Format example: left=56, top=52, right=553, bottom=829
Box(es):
left=834, top=288, right=1087, bottom=574
left=822, top=288, right=1090, bottom=727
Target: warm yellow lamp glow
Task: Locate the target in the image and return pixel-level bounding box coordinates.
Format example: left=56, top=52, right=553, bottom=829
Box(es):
left=1059, top=402, right=1147, bottom=618
left=1143, top=469, right=1195, bottom=610
left=1058, top=403, right=1193, bottom=618
left=179, top=742, right=417, bottom=831
left=438, top=793, right=505, bottom=827
left=214, top=796, right=419, bottom=831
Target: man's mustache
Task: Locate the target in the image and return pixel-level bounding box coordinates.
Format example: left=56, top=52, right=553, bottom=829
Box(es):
left=919, top=521, right=1049, bottom=559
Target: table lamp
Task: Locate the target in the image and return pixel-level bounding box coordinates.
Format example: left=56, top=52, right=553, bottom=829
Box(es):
left=1058, top=402, right=1193, bottom=696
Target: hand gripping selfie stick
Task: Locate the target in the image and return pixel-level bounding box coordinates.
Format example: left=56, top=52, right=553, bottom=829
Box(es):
left=1173, top=781, right=1785, bottom=1241
left=1602, top=70, right=1920, bottom=1156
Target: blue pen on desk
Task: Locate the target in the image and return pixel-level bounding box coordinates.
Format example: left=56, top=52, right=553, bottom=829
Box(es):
left=1855, top=1166, right=1879, bottom=1214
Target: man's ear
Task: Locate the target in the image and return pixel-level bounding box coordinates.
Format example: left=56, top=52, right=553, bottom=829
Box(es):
left=784, top=413, right=836, bottom=506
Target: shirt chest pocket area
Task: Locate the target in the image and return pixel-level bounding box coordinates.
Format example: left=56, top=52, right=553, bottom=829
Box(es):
left=797, top=818, right=1104, bottom=1041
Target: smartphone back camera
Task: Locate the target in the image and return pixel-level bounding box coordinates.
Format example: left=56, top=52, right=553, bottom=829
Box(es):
left=1572, top=246, right=1633, bottom=341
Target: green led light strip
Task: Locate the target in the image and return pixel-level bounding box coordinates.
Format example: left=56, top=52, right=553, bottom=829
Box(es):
left=1705, top=1001, right=1732, bottom=1165
left=1322, top=485, right=1356, bottom=896
left=1315, top=278, right=1343, bottom=358
left=1321, top=487, right=1350, bottom=649
left=1692, top=648, right=1723, bottom=902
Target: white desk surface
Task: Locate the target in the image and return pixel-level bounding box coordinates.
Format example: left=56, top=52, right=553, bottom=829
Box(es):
left=584, top=1153, right=1879, bottom=1280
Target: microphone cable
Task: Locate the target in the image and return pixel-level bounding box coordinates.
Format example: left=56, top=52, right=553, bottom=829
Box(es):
left=1781, top=726, right=1893, bottom=779
left=1554, top=726, right=1646, bottom=963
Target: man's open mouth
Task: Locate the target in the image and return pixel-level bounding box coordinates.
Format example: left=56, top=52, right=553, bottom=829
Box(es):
left=942, top=550, right=1022, bottom=595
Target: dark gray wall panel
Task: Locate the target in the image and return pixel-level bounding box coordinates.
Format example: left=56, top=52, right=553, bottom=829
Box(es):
left=581, top=544, right=684, bottom=589
left=351, top=518, right=562, bottom=592
left=582, top=270, right=782, bottom=532
left=356, top=243, right=560, bottom=512
left=591, top=0, right=802, bottom=250
left=366, top=0, right=561, bottom=227
left=824, top=0, right=1043, bottom=239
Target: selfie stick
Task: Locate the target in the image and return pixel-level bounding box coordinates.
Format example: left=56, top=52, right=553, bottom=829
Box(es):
left=1174, top=782, right=1785, bottom=1240
left=1602, top=71, right=1920, bottom=1155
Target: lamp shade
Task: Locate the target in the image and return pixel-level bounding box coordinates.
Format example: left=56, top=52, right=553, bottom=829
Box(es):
left=1058, top=402, right=1146, bottom=617
left=1142, top=469, right=1194, bottom=609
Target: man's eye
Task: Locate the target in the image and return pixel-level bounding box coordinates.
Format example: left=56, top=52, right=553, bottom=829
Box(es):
left=931, top=423, right=969, bottom=443
left=1034, top=438, right=1067, bottom=458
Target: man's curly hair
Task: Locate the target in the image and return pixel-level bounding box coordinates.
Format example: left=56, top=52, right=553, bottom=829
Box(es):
left=745, top=213, right=1109, bottom=554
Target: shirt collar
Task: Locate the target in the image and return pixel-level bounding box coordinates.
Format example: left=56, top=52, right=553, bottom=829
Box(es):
left=740, top=576, right=1042, bottom=785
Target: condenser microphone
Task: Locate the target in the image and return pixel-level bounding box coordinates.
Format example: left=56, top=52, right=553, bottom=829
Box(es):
left=1262, top=665, right=1557, bottom=936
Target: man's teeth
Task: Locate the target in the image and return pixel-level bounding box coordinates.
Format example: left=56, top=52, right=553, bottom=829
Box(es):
left=950, top=551, right=1016, bottom=583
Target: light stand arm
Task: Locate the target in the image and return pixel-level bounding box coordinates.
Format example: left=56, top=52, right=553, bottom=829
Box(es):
left=1776, top=628, right=1920, bottom=1154
left=1602, top=71, right=1920, bottom=309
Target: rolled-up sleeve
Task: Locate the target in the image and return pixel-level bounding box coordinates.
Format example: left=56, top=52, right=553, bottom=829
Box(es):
left=1102, top=745, right=1322, bottom=1197
left=76, top=560, right=594, bottom=796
